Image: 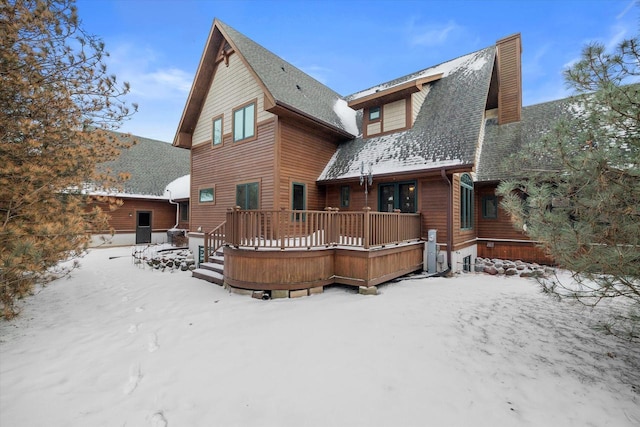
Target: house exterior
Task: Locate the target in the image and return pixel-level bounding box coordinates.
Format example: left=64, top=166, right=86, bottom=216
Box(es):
left=173, top=19, right=561, bottom=293
left=89, top=131, right=190, bottom=247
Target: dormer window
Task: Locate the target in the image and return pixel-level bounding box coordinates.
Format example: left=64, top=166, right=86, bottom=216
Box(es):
left=369, top=106, right=381, bottom=121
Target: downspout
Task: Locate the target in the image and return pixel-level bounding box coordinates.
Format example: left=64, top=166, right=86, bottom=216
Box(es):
left=166, top=189, right=180, bottom=229
left=440, top=168, right=452, bottom=275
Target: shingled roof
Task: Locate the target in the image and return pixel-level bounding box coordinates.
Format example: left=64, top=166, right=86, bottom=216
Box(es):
left=174, top=20, right=357, bottom=147
left=97, top=132, right=190, bottom=197
left=216, top=21, right=356, bottom=136
left=476, top=98, right=574, bottom=182
left=318, top=46, right=496, bottom=182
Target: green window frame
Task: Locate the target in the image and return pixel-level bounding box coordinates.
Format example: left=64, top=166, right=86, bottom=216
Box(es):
left=199, top=187, right=214, bottom=203
left=340, top=185, right=350, bottom=208
left=179, top=202, right=189, bottom=221
left=233, top=102, right=256, bottom=142
left=236, top=182, right=259, bottom=210
left=378, top=181, right=417, bottom=213
left=460, top=173, right=473, bottom=230
left=212, top=116, right=223, bottom=146
left=369, top=106, right=381, bottom=121
left=482, top=195, right=498, bottom=219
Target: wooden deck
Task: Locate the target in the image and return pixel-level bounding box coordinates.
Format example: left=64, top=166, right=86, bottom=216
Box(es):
left=207, top=208, right=424, bottom=292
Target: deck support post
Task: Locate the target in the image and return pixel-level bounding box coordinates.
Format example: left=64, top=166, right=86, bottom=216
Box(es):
left=363, top=207, right=371, bottom=249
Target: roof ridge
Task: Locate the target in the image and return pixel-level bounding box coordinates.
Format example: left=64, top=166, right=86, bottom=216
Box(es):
left=347, top=44, right=496, bottom=100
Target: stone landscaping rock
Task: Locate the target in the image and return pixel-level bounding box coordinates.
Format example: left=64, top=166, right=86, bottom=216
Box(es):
left=484, top=266, right=498, bottom=275
left=505, top=268, right=518, bottom=276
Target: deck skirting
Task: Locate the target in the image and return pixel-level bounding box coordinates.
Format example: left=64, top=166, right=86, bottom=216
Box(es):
left=223, top=242, right=424, bottom=291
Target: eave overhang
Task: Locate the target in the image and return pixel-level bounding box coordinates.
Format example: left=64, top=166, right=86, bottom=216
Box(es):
left=317, top=162, right=474, bottom=185
left=348, top=73, right=443, bottom=110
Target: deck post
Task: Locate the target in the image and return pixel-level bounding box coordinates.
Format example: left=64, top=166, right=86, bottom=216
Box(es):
left=393, top=209, right=401, bottom=244
left=363, top=207, right=371, bottom=249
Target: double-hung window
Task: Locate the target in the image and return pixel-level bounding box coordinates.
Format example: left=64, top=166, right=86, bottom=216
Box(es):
left=233, top=102, right=255, bottom=142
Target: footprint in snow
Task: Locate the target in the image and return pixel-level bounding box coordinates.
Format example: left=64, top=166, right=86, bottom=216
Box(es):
left=128, top=324, right=138, bottom=334
left=150, top=411, right=168, bottom=427
left=123, top=363, right=142, bottom=395
left=148, top=332, right=159, bottom=353
left=135, top=306, right=144, bottom=313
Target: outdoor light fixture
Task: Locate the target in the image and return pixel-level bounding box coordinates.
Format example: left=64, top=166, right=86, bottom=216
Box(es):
left=360, top=161, right=373, bottom=207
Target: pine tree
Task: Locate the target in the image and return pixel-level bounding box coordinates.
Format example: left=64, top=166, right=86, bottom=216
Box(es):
left=498, top=36, right=640, bottom=314
left=0, top=0, right=137, bottom=317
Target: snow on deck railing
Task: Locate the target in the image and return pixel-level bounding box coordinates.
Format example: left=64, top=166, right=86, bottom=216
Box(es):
left=217, top=207, right=421, bottom=253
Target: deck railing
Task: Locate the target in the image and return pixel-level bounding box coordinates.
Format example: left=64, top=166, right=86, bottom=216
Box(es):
left=203, top=221, right=226, bottom=263
left=213, top=207, right=421, bottom=253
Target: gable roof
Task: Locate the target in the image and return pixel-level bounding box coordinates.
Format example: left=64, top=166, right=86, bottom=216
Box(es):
left=318, top=46, right=496, bottom=182
left=97, top=131, right=190, bottom=197
left=476, top=98, right=574, bottom=182
left=174, top=19, right=356, bottom=148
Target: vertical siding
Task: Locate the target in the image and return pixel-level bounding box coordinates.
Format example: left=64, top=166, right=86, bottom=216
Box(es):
left=382, top=99, right=406, bottom=132
left=420, top=176, right=449, bottom=244
left=278, top=119, right=339, bottom=210
left=190, top=119, right=276, bottom=232
left=497, top=34, right=522, bottom=125
left=193, top=51, right=274, bottom=145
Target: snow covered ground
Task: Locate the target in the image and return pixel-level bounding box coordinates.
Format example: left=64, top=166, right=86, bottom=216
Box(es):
left=1, top=246, right=638, bottom=427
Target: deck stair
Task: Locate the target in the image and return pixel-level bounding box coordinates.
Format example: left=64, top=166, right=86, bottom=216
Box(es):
left=192, top=251, right=224, bottom=286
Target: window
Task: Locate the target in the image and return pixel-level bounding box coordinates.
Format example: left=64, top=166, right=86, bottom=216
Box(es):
left=482, top=195, right=498, bottom=219
left=212, top=116, right=222, bottom=146
left=233, top=102, right=255, bottom=142
left=199, top=187, right=214, bottom=203
left=378, top=181, right=417, bottom=213
left=236, top=182, right=259, bottom=210
left=180, top=202, right=189, bottom=221
left=292, top=183, right=305, bottom=221
left=369, top=106, right=381, bottom=121
left=460, top=173, right=473, bottom=229
left=340, top=185, right=350, bottom=208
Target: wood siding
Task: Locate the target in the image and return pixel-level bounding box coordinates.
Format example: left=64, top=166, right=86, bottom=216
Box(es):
left=367, top=121, right=381, bottom=135
left=497, top=34, right=522, bottom=125
left=475, top=184, right=529, bottom=241
left=224, top=242, right=423, bottom=291
left=383, top=99, right=407, bottom=133
left=92, top=199, right=177, bottom=233
left=190, top=119, right=276, bottom=232
left=478, top=241, right=554, bottom=265
left=452, top=173, right=476, bottom=246
left=420, top=176, right=450, bottom=245
left=278, top=119, right=340, bottom=210
left=411, top=85, right=429, bottom=125
left=193, top=50, right=274, bottom=146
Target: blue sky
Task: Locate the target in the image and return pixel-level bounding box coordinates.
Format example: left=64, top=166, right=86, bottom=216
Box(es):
left=75, top=0, right=638, bottom=142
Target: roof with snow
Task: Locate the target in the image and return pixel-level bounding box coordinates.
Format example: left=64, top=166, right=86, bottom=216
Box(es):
left=477, top=98, right=574, bottom=182
left=175, top=20, right=357, bottom=146
left=217, top=21, right=356, bottom=137
left=97, top=131, right=190, bottom=197
left=318, top=46, right=496, bottom=182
